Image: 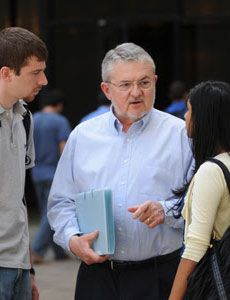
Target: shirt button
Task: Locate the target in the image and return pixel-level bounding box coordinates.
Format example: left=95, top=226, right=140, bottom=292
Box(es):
left=118, top=227, right=122, bottom=231
left=118, top=203, right=122, bottom=207
left=121, top=250, right=125, bottom=254
left=123, top=159, right=128, bottom=164
left=120, top=181, right=125, bottom=185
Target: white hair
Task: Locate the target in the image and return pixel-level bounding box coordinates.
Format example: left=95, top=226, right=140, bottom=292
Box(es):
left=101, top=42, right=156, bottom=81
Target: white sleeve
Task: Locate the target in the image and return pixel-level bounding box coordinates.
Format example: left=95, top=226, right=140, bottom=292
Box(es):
left=182, top=163, right=225, bottom=261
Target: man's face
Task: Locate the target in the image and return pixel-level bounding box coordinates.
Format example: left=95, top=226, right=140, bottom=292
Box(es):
left=101, top=60, right=157, bottom=127
left=10, top=55, right=48, bottom=102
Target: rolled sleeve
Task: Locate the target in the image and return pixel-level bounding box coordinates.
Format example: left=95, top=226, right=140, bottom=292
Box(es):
left=159, top=199, right=184, bottom=229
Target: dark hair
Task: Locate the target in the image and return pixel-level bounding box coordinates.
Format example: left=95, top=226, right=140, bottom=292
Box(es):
left=40, top=89, right=65, bottom=107
left=172, top=80, right=230, bottom=217
left=189, top=80, right=230, bottom=172
left=0, top=27, right=48, bottom=75
left=168, top=80, right=186, bottom=100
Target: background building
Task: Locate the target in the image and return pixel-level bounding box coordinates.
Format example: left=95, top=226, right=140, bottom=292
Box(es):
left=1, top=0, right=230, bottom=124
left=1, top=0, right=230, bottom=211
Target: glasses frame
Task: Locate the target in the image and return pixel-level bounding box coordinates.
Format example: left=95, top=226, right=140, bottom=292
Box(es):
left=105, top=78, right=154, bottom=92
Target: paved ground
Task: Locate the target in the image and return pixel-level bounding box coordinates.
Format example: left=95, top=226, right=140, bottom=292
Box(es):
left=29, top=219, right=80, bottom=300
left=34, top=257, right=79, bottom=300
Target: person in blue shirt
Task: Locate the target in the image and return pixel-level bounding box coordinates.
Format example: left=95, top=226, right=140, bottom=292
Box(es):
left=165, top=80, right=187, bottom=119
left=31, top=89, right=71, bottom=264
left=80, top=91, right=110, bottom=123
left=48, top=43, right=193, bottom=300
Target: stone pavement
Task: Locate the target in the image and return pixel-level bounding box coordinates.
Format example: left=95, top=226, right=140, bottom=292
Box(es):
left=34, top=257, right=80, bottom=300
left=29, top=218, right=80, bottom=300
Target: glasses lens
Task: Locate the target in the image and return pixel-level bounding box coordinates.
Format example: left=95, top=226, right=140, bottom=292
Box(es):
left=139, top=80, right=152, bottom=89
left=118, top=82, right=132, bottom=91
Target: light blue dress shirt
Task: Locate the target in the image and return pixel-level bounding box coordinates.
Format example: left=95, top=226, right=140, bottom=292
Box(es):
left=48, top=108, right=193, bottom=261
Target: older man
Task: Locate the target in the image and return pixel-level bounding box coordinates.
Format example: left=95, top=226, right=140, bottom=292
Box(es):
left=48, top=43, right=192, bottom=300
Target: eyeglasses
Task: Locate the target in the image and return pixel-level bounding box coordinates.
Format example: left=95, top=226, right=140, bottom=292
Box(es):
left=106, top=79, right=154, bottom=92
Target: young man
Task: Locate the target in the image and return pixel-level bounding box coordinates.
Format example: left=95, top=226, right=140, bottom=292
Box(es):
left=48, top=43, right=193, bottom=300
left=0, top=27, right=48, bottom=300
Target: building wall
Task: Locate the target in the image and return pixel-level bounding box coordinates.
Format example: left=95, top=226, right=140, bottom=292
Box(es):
left=0, top=0, right=230, bottom=125
left=1, top=0, right=230, bottom=209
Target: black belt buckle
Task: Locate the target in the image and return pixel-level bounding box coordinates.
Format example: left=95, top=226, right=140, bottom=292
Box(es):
left=109, top=260, right=132, bottom=271
left=110, top=261, right=114, bottom=270
left=109, top=260, right=123, bottom=271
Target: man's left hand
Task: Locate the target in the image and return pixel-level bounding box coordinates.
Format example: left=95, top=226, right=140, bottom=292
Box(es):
left=128, top=200, right=165, bottom=228
left=31, top=275, right=39, bottom=300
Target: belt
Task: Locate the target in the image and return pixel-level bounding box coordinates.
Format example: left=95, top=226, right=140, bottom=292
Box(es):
left=105, top=248, right=182, bottom=271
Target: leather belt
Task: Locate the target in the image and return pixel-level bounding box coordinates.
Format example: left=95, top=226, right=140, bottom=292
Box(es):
left=105, top=248, right=182, bottom=271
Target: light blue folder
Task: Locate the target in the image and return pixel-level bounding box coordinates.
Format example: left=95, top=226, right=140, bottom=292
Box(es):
left=75, top=188, right=115, bottom=255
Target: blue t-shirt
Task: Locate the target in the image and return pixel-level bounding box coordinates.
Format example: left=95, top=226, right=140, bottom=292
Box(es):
left=165, top=100, right=187, bottom=119
left=80, top=105, right=110, bottom=123
left=31, top=112, right=71, bottom=182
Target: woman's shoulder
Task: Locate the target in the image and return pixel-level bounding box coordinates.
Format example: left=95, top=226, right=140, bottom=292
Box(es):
left=195, top=152, right=230, bottom=187
left=214, top=152, right=230, bottom=170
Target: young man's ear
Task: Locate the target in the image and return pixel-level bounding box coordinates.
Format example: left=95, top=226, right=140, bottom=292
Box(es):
left=0, top=66, right=13, bottom=82
left=100, top=82, right=112, bottom=102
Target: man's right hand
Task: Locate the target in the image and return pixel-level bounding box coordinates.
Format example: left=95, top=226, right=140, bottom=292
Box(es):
left=69, top=230, right=109, bottom=265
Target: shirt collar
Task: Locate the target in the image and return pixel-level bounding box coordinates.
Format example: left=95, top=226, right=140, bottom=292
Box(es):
left=108, top=106, right=153, bottom=135
left=0, top=99, right=27, bottom=117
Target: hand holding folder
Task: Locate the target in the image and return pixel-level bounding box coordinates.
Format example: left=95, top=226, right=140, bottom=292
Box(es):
left=75, top=188, right=115, bottom=255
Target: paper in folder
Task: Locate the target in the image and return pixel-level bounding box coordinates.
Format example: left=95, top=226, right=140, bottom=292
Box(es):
left=75, top=188, right=115, bottom=255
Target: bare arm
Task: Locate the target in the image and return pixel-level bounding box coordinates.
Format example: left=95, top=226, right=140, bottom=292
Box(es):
left=29, top=245, right=39, bottom=300
left=59, top=140, right=66, bottom=154
left=169, top=258, right=197, bottom=300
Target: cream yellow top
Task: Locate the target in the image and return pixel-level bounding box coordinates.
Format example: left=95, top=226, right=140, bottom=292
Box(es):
left=182, top=152, right=230, bottom=262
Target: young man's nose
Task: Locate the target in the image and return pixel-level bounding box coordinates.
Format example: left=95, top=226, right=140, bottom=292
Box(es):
left=39, top=72, right=48, bottom=86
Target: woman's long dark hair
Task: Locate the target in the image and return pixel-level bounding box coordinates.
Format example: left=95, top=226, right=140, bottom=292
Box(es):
left=173, top=80, right=230, bottom=217
left=190, top=80, right=230, bottom=172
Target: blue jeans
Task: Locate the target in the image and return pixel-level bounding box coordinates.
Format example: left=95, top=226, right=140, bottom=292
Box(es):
left=32, top=180, right=65, bottom=258
left=0, top=267, right=31, bottom=300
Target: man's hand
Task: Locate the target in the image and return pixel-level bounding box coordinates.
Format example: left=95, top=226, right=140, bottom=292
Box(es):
left=128, top=200, right=165, bottom=228
left=31, top=275, right=39, bottom=300
left=69, top=230, right=109, bottom=265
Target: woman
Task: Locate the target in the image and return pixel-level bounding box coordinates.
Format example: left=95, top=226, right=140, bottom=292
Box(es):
left=169, top=80, right=230, bottom=299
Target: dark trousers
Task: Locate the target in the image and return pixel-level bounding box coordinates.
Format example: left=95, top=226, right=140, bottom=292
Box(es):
left=75, top=249, right=181, bottom=300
